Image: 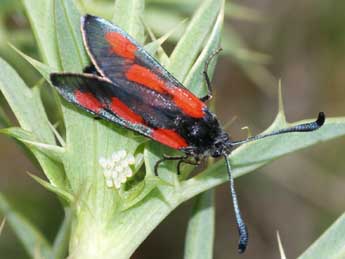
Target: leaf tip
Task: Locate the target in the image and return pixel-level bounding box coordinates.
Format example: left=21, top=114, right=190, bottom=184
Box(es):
left=274, top=79, right=287, bottom=125
left=276, top=231, right=287, bottom=259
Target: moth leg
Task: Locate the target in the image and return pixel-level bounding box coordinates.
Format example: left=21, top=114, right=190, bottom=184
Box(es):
left=200, top=48, right=223, bottom=103
left=177, top=157, right=201, bottom=175
left=154, top=154, right=187, bottom=176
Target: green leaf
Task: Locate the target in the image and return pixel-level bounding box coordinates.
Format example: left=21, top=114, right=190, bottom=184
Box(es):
left=298, top=212, right=345, bottom=259
left=54, top=0, right=88, bottom=72
left=184, top=190, right=215, bottom=259
left=0, top=127, right=64, bottom=162
left=28, top=173, right=73, bottom=205
left=184, top=1, right=223, bottom=95
left=0, top=58, right=55, bottom=144
left=0, top=192, right=52, bottom=258
left=10, top=44, right=53, bottom=81
left=120, top=176, right=166, bottom=210
left=0, top=126, right=66, bottom=188
left=52, top=209, right=72, bottom=259
left=113, top=0, right=145, bottom=43
left=144, top=7, right=186, bottom=41
left=168, top=0, right=223, bottom=81
left=144, top=19, right=185, bottom=57
left=22, top=0, right=59, bottom=68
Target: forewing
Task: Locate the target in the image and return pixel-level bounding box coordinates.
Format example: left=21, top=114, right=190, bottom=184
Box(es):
left=81, top=15, right=206, bottom=119
left=50, top=73, right=189, bottom=149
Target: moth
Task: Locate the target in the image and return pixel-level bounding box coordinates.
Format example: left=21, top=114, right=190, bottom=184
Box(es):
left=51, top=15, right=325, bottom=253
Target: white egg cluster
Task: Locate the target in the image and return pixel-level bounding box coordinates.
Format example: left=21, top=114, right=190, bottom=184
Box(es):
left=99, top=150, right=135, bottom=189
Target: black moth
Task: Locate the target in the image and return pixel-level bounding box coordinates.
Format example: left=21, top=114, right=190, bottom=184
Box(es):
left=50, top=15, right=326, bottom=253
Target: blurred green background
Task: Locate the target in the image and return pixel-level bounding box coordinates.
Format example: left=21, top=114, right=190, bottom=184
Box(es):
left=0, top=0, right=344, bottom=258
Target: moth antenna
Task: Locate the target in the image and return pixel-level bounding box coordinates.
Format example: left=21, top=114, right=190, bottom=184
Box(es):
left=224, top=155, right=248, bottom=253
left=231, top=112, right=325, bottom=146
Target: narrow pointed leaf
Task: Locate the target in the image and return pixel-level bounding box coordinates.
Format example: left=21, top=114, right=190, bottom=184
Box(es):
left=144, top=19, right=185, bottom=56
left=0, top=193, right=52, bottom=258
left=0, top=58, right=54, bottom=144
left=113, top=0, right=145, bottom=43
left=22, top=0, right=59, bottom=69
left=52, top=209, right=72, bottom=259
left=168, top=0, right=223, bottom=81
left=10, top=44, right=53, bottom=81
left=184, top=190, right=215, bottom=259
left=0, top=127, right=64, bottom=162
left=298, top=212, right=345, bottom=259
left=54, top=0, right=88, bottom=72
left=28, top=173, right=73, bottom=205
left=184, top=2, right=223, bottom=95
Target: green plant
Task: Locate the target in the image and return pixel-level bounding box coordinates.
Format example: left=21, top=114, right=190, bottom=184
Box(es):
left=0, top=0, right=345, bottom=258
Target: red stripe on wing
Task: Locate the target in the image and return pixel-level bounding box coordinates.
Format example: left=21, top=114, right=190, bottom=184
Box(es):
left=168, top=88, right=205, bottom=118
left=110, top=97, right=144, bottom=124
left=105, top=32, right=137, bottom=60
left=75, top=90, right=103, bottom=112
left=125, top=64, right=205, bottom=118
left=126, top=64, right=165, bottom=93
left=152, top=128, right=188, bottom=149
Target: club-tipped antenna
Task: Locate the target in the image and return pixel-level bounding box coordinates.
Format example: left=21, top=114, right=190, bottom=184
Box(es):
left=224, top=154, right=248, bottom=253
left=231, top=112, right=325, bottom=146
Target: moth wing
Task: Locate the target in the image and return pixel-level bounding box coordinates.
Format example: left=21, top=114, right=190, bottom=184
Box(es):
left=50, top=73, right=189, bottom=149
left=81, top=15, right=206, bottom=119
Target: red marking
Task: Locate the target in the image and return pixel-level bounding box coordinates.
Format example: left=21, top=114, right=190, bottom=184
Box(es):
left=167, top=88, right=205, bottom=118
left=105, top=32, right=137, bottom=60
left=75, top=90, right=103, bottom=112
left=126, top=65, right=166, bottom=93
left=125, top=64, right=205, bottom=118
left=152, top=128, right=188, bottom=149
left=110, top=97, right=143, bottom=124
